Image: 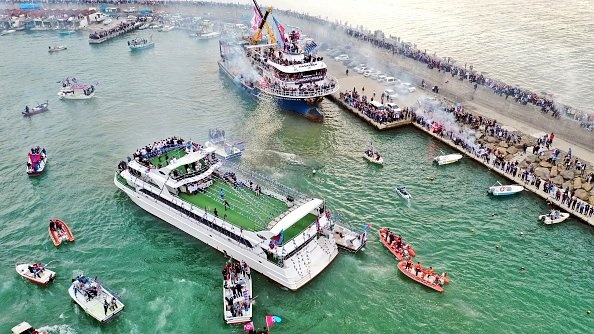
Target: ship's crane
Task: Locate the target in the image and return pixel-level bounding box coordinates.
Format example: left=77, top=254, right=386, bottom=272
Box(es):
left=251, top=0, right=276, bottom=45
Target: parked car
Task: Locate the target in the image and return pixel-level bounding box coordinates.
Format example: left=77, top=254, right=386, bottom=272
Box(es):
left=334, top=54, right=349, bottom=61
left=369, top=71, right=382, bottom=80
left=383, top=89, right=398, bottom=100
left=401, top=82, right=416, bottom=92
left=377, top=74, right=387, bottom=82
left=386, top=102, right=402, bottom=113
left=355, top=66, right=368, bottom=74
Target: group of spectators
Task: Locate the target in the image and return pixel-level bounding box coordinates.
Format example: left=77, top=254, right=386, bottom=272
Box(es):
left=339, top=88, right=411, bottom=124
left=89, top=19, right=136, bottom=39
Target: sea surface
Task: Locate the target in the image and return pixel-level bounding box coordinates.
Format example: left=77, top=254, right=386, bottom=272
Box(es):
left=220, top=0, right=594, bottom=114
left=0, top=27, right=593, bottom=333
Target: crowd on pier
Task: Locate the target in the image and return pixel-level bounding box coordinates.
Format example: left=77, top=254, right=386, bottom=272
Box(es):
left=89, top=20, right=136, bottom=40
left=340, top=89, right=412, bottom=124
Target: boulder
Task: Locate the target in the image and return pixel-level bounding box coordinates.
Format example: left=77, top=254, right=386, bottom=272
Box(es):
left=499, top=141, right=509, bottom=148
left=497, top=147, right=507, bottom=155
left=551, top=175, right=564, bottom=185
left=583, top=182, right=593, bottom=192
left=529, top=162, right=540, bottom=171
left=525, top=154, right=537, bottom=163
left=575, top=189, right=589, bottom=201
left=550, top=166, right=558, bottom=178
left=507, top=146, right=518, bottom=155
left=534, top=167, right=550, bottom=179
left=539, top=160, right=552, bottom=168
left=573, top=178, right=582, bottom=190
left=505, top=154, right=515, bottom=161
left=590, top=196, right=594, bottom=206
left=485, top=136, right=499, bottom=143
left=560, top=170, right=574, bottom=180
left=519, top=161, right=528, bottom=169
left=475, top=132, right=484, bottom=140
left=562, top=180, right=573, bottom=191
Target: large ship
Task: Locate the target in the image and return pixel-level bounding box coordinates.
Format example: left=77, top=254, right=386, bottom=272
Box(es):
left=218, top=1, right=339, bottom=121
left=114, top=137, right=363, bottom=290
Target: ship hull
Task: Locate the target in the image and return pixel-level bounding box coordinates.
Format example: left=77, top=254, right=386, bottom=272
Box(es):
left=218, top=61, right=324, bottom=121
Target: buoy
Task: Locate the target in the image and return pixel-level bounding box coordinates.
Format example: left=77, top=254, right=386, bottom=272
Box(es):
left=587, top=310, right=591, bottom=314
left=520, top=232, right=524, bottom=236
left=496, top=244, right=500, bottom=249
left=312, top=169, right=316, bottom=175
left=470, top=228, right=475, bottom=232
left=520, top=267, right=525, bottom=271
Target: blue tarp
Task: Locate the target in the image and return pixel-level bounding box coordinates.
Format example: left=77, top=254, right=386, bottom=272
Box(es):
left=20, top=3, right=42, bottom=10
left=139, top=9, right=153, bottom=14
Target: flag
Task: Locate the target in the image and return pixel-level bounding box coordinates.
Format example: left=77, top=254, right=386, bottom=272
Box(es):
left=265, top=315, right=282, bottom=328
left=250, top=6, right=262, bottom=31
left=243, top=322, right=254, bottom=332
left=269, top=230, right=284, bottom=249
left=272, top=16, right=285, bottom=48
left=362, top=223, right=372, bottom=231
left=304, top=41, right=317, bottom=55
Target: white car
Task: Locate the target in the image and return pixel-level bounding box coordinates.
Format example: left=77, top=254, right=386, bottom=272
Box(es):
left=334, top=54, right=349, bottom=61
left=401, top=82, right=416, bottom=93
left=370, top=71, right=381, bottom=80
left=363, top=69, right=373, bottom=77
left=377, top=74, right=387, bottom=82
left=386, top=103, right=402, bottom=113
left=355, top=66, right=368, bottom=74
left=383, top=89, right=398, bottom=100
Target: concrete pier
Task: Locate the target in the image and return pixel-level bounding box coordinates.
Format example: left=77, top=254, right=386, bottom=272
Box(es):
left=88, top=21, right=140, bottom=44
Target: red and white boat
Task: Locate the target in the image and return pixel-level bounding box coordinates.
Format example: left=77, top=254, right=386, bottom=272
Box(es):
left=378, top=228, right=415, bottom=261
left=397, top=261, right=448, bottom=292
left=15, top=263, right=56, bottom=285
left=49, top=219, right=75, bottom=246
left=26, top=147, right=47, bottom=176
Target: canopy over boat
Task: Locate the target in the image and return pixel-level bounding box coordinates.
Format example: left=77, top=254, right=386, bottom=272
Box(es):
left=270, top=198, right=323, bottom=235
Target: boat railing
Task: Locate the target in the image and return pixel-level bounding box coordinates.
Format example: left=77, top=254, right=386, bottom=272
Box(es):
left=263, top=84, right=339, bottom=98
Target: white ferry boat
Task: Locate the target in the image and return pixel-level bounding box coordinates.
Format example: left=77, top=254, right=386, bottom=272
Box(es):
left=114, top=137, right=348, bottom=290
left=218, top=3, right=338, bottom=121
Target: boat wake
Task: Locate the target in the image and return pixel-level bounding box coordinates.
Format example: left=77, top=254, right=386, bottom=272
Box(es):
left=38, top=324, right=77, bottom=334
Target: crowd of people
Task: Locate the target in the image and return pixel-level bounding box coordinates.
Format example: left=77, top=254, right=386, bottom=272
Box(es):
left=89, top=20, right=136, bottom=40
left=340, top=88, right=412, bottom=124
left=223, top=259, right=252, bottom=320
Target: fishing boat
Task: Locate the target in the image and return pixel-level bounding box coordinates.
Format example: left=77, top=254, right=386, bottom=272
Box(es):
left=114, top=136, right=354, bottom=290
left=195, top=20, right=220, bottom=39
left=158, top=25, right=174, bottom=32
left=539, top=210, right=570, bottom=225
left=57, top=77, right=95, bottom=100
left=22, top=101, right=49, bottom=117
left=397, top=261, right=446, bottom=292
left=488, top=182, right=524, bottom=196
left=223, top=260, right=253, bottom=324
left=48, top=219, right=75, bottom=246
left=394, top=186, right=412, bottom=200
left=48, top=45, right=67, bottom=52
left=26, top=147, right=47, bottom=176
left=128, top=36, right=154, bottom=51
left=218, top=1, right=338, bottom=121
left=363, top=143, right=383, bottom=165
left=1, top=29, right=16, bottom=36
left=330, top=222, right=367, bottom=253
left=58, top=29, right=75, bottom=36
left=11, top=322, right=46, bottom=334
left=433, top=153, right=463, bottom=165
left=204, top=128, right=245, bottom=160
left=15, top=263, right=56, bottom=285
left=68, top=272, right=125, bottom=323
left=378, top=228, right=415, bottom=261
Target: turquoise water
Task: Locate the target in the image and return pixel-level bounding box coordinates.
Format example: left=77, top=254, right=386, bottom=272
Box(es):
left=0, top=29, right=593, bottom=333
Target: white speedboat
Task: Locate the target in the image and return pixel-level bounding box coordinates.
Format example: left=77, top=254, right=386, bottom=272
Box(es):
left=48, top=45, right=67, bottom=52
left=195, top=20, right=219, bottom=39
left=434, top=153, right=463, bottom=165
left=158, top=25, right=174, bottom=32
left=58, top=77, right=95, bottom=100
left=68, top=272, right=124, bottom=323
left=488, top=182, right=524, bottom=196
left=223, top=261, right=253, bottom=324
left=15, top=263, right=56, bottom=285
left=128, top=37, right=154, bottom=51
left=114, top=137, right=345, bottom=291
left=364, top=144, right=383, bottom=165
left=11, top=322, right=45, bottom=334
left=204, top=128, right=244, bottom=160
left=539, top=211, right=570, bottom=225
left=1, top=29, right=16, bottom=36
left=395, top=186, right=412, bottom=200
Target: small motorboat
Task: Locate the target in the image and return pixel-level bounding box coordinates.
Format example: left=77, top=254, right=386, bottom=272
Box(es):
left=539, top=210, right=570, bottom=225
left=15, top=262, right=56, bottom=285
left=48, top=45, right=67, bottom=52
left=22, top=101, right=49, bottom=116
left=1, top=29, right=16, bottom=36
left=26, top=146, right=47, bottom=176
left=128, top=37, right=155, bottom=51
left=69, top=272, right=125, bottom=323
left=394, top=186, right=412, bottom=200
left=158, top=25, right=174, bottom=32
left=223, top=260, right=253, bottom=324
left=488, top=182, right=524, bottom=196
left=397, top=260, right=447, bottom=292
left=49, top=219, right=75, bottom=246
left=58, top=30, right=75, bottom=36
left=103, top=18, right=113, bottom=26
left=11, top=322, right=46, bottom=334
left=58, top=77, right=96, bottom=100
left=434, top=153, right=463, bottom=165
left=378, top=228, right=415, bottom=261
left=363, top=143, right=383, bottom=165
left=331, top=223, right=366, bottom=253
